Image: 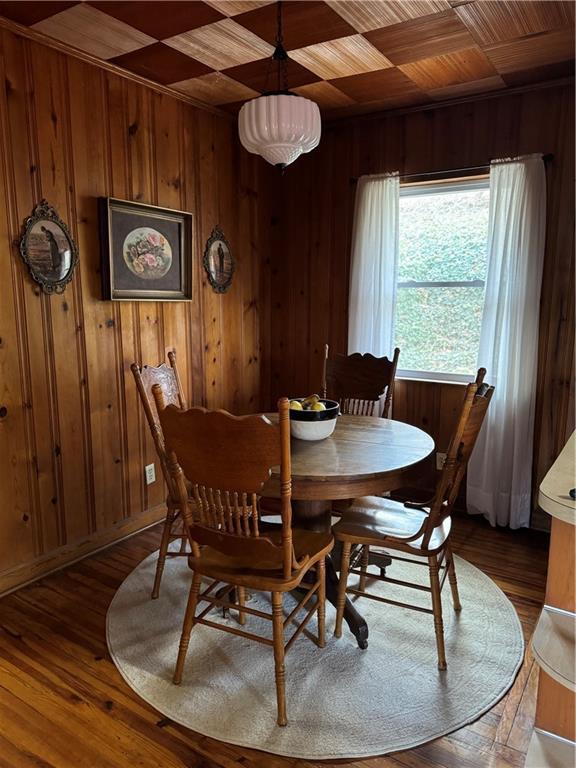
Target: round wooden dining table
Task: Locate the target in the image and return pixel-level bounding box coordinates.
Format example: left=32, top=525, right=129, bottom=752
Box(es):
left=262, top=414, right=435, bottom=648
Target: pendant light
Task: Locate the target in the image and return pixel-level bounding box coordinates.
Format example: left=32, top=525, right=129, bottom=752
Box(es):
left=238, top=1, right=321, bottom=169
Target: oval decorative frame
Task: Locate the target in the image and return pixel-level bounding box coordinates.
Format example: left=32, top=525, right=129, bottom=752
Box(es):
left=18, top=199, right=79, bottom=295
left=203, top=225, right=235, bottom=294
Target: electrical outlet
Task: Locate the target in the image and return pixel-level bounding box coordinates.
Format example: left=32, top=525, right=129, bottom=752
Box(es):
left=436, top=452, right=446, bottom=471
left=145, top=463, right=156, bottom=485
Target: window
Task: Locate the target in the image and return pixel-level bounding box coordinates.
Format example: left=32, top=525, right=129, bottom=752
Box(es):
left=395, top=178, right=490, bottom=382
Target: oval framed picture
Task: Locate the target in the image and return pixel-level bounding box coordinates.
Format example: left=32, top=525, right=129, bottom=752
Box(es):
left=18, top=200, right=79, bottom=294
left=203, top=226, right=235, bottom=294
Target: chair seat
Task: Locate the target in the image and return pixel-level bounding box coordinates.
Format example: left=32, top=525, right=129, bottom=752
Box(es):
left=333, top=496, right=451, bottom=553
left=188, top=529, right=334, bottom=590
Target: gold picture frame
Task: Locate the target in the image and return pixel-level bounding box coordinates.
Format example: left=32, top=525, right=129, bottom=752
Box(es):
left=99, top=197, right=193, bottom=301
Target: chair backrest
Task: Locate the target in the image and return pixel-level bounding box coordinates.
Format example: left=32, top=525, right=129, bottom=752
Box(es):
left=154, top=393, right=300, bottom=579
left=322, top=344, right=400, bottom=418
left=131, top=350, right=187, bottom=495
left=423, top=368, right=494, bottom=547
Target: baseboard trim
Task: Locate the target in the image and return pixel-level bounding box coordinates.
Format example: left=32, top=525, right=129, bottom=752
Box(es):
left=0, top=506, right=167, bottom=598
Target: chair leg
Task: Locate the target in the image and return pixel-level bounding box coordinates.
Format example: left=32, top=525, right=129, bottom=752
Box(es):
left=178, top=518, right=187, bottom=554
left=173, top=571, right=201, bottom=685
left=271, top=591, right=287, bottom=726
left=334, top=541, right=351, bottom=639
left=317, top=558, right=326, bottom=648
left=237, top=586, right=246, bottom=625
left=152, top=507, right=176, bottom=599
left=446, top=544, right=462, bottom=612
left=428, top=555, right=447, bottom=671
left=358, top=545, right=370, bottom=592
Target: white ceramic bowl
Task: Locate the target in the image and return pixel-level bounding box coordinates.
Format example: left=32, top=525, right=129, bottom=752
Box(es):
left=288, top=398, right=339, bottom=441
left=290, top=418, right=337, bottom=441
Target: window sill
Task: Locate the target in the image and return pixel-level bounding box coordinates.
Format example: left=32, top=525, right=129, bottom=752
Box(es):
left=396, top=375, right=468, bottom=386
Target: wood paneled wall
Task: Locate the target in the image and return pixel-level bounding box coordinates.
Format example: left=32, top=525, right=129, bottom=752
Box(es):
left=0, top=27, right=572, bottom=594
left=264, top=84, right=575, bottom=522
left=0, top=27, right=275, bottom=593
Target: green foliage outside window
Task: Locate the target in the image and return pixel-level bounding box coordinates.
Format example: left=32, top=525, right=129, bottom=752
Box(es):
left=395, top=187, right=489, bottom=375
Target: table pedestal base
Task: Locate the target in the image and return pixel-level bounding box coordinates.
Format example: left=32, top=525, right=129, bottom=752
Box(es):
left=292, top=500, right=369, bottom=649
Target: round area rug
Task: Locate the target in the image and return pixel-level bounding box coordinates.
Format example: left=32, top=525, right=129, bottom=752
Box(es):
left=107, top=546, right=523, bottom=759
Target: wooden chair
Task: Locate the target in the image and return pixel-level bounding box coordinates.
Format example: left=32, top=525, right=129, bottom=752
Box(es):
left=153, top=392, right=334, bottom=726
left=333, top=369, right=494, bottom=670
left=322, top=345, right=400, bottom=568
left=131, top=351, right=188, bottom=599
left=322, top=344, right=400, bottom=418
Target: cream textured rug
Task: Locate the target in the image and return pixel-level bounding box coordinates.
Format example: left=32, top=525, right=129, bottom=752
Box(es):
left=107, top=547, right=524, bottom=759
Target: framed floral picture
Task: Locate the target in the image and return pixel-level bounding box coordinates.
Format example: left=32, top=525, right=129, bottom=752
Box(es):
left=99, top=198, right=193, bottom=301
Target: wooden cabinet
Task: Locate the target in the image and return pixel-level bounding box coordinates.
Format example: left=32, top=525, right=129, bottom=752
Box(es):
left=525, top=433, right=576, bottom=767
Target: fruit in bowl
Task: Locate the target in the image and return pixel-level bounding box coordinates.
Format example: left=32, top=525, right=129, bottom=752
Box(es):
left=288, top=394, right=339, bottom=441
left=290, top=394, right=327, bottom=412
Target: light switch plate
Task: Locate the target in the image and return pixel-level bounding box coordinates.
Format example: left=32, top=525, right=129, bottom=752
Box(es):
left=145, top=463, right=156, bottom=485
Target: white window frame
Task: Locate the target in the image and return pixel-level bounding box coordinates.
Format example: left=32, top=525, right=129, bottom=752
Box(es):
left=395, top=176, right=490, bottom=384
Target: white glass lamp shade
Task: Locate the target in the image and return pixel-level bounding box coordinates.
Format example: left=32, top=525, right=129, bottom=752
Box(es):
left=238, top=93, right=321, bottom=168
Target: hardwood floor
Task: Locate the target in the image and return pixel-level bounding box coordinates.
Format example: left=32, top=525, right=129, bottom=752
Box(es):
left=0, top=516, right=548, bottom=768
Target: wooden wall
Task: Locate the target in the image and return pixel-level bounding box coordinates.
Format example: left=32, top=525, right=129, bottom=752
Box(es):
left=0, top=27, right=275, bottom=593
left=0, top=28, right=572, bottom=595
left=264, top=83, right=575, bottom=521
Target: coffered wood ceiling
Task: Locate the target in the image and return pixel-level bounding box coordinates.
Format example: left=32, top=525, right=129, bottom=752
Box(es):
left=0, top=0, right=573, bottom=117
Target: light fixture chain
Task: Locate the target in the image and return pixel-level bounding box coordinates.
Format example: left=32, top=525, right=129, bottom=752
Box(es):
left=272, top=0, right=289, bottom=93
left=276, top=0, right=283, bottom=47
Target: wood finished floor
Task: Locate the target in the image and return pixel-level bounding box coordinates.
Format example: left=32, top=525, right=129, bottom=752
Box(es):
left=0, top=516, right=549, bottom=768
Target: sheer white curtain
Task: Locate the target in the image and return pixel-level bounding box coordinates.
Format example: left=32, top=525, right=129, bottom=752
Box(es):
left=467, top=154, right=546, bottom=528
left=348, top=173, right=399, bottom=356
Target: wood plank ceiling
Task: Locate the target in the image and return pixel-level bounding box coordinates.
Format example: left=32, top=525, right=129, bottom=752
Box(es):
left=0, top=0, right=573, bottom=117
